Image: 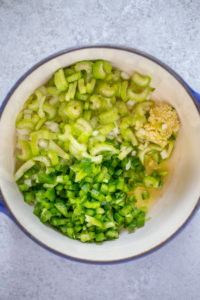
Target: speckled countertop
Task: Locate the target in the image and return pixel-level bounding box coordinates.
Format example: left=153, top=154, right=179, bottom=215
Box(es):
left=0, top=1, right=200, bottom=299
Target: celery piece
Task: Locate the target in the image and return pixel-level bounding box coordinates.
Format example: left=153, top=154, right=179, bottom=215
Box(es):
left=76, top=92, right=89, bottom=101
left=17, top=140, right=32, bottom=161
left=78, top=78, right=87, bottom=94
left=98, top=82, right=116, bottom=97
left=16, top=111, right=24, bottom=125
left=35, top=117, right=46, bottom=130
left=84, top=102, right=90, bottom=110
left=111, top=69, right=121, bottom=81
left=49, top=140, right=70, bottom=160
left=90, top=143, right=119, bottom=156
left=134, top=100, right=154, bottom=117
left=93, top=60, right=112, bottom=79
left=128, top=87, right=150, bottom=102
left=65, top=82, right=77, bottom=101
left=73, top=118, right=92, bottom=135
left=115, top=82, right=121, bottom=97
left=116, top=101, right=128, bottom=115
left=30, top=132, right=40, bottom=156
left=86, top=78, right=96, bottom=94
left=46, top=87, right=61, bottom=95
left=16, top=119, right=34, bottom=130
left=32, top=114, right=40, bottom=125
left=39, top=129, right=57, bottom=140
left=14, top=160, right=35, bottom=181
left=78, top=133, right=89, bottom=144
left=66, top=71, right=82, bottom=83
left=33, top=156, right=51, bottom=167
left=132, top=73, right=151, bottom=88
left=83, top=110, right=92, bottom=121
left=54, top=69, right=68, bottom=91
left=47, top=150, right=59, bottom=165
left=143, top=176, right=160, bottom=188
left=68, top=136, right=87, bottom=157
left=98, top=123, right=115, bottom=135
left=43, top=103, right=57, bottom=120
left=28, top=93, right=40, bottom=111
left=103, top=61, right=112, bottom=74
left=38, top=98, right=46, bottom=118
left=92, top=61, right=106, bottom=79
left=58, top=124, right=71, bottom=142
left=64, top=67, right=75, bottom=76
left=119, top=116, right=133, bottom=130
left=64, top=100, right=82, bottom=120
left=120, top=128, right=138, bottom=146
left=89, top=95, right=101, bottom=110
left=98, top=110, right=119, bottom=124
left=118, top=146, right=132, bottom=160
left=121, top=81, right=128, bottom=101
left=138, top=148, right=151, bottom=164
left=75, top=61, right=93, bottom=74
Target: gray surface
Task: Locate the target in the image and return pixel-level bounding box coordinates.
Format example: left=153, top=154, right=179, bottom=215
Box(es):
left=0, top=0, right=200, bottom=299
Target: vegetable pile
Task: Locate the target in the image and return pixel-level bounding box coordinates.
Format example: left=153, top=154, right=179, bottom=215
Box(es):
left=14, top=60, right=179, bottom=243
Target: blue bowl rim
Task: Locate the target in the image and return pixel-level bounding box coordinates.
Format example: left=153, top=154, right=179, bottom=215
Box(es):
left=0, top=44, right=199, bottom=265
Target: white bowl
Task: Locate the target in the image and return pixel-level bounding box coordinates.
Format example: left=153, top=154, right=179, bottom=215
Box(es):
left=0, top=46, right=200, bottom=264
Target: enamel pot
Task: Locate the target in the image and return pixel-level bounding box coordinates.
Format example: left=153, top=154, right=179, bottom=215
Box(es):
left=0, top=46, right=200, bottom=264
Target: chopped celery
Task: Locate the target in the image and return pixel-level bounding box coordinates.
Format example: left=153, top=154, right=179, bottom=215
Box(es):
left=92, top=61, right=106, bottom=79
left=89, top=95, right=101, bottom=110
left=86, top=78, right=96, bottom=94
left=118, top=146, right=132, bottom=160
left=49, top=140, right=70, bottom=160
left=35, top=117, right=46, bottom=130
left=65, top=82, right=77, bottom=101
left=132, top=73, right=151, bottom=87
left=78, top=78, right=87, bottom=94
left=66, top=71, right=82, bottom=83
left=30, top=131, right=40, bottom=156
left=33, top=156, right=51, bottom=167
left=64, top=100, right=82, bottom=119
left=47, top=150, right=59, bottom=166
left=98, top=82, right=116, bottom=97
left=120, top=128, right=138, bottom=146
left=134, top=100, right=154, bottom=116
left=54, top=69, right=68, bottom=91
left=73, top=118, right=93, bottom=135
left=16, top=119, right=35, bottom=130
left=121, top=81, right=128, bottom=101
left=15, top=160, right=35, bottom=181
left=98, top=110, right=119, bottom=124
left=128, top=87, right=150, bottom=102
left=58, top=124, right=71, bottom=141
left=98, top=123, right=115, bottom=135
left=75, top=61, right=93, bottom=74
left=144, top=176, right=160, bottom=188
left=90, top=143, right=119, bottom=156
left=43, top=103, right=57, bottom=120
left=46, top=87, right=61, bottom=95
left=17, top=140, right=32, bottom=161
left=15, top=60, right=179, bottom=243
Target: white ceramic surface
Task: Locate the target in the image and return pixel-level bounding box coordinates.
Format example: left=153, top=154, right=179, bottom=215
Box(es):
left=0, top=47, right=200, bottom=263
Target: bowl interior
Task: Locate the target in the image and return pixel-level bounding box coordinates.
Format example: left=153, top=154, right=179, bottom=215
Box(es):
left=0, top=47, right=200, bottom=263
